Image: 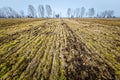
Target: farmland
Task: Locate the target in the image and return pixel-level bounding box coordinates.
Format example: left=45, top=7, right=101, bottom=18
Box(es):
left=0, top=18, right=120, bottom=80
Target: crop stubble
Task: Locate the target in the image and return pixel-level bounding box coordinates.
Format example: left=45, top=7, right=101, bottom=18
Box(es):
left=0, top=18, right=120, bottom=80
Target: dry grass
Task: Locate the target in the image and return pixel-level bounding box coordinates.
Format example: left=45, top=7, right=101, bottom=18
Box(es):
left=0, top=18, right=120, bottom=80
left=74, top=18, right=120, bottom=27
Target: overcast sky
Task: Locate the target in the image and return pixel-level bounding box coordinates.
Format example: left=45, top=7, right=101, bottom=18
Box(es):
left=0, top=0, right=120, bottom=17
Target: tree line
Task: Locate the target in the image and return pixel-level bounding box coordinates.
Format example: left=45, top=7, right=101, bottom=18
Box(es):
left=0, top=4, right=115, bottom=18
left=67, top=7, right=115, bottom=18
left=0, top=5, right=53, bottom=18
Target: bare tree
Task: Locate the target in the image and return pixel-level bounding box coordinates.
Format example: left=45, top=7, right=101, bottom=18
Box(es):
left=88, top=8, right=95, bottom=18
left=0, top=8, right=4, bottom=18
left=0, top=7, right=20, bottom=18
left=75, top=8, right=80, bottom=18
left=55, top=14, right=60, bottom=18
left=38, top=5, right=44, bottom=18
left=96, top=11, right=107, bottom=18
left=96, top=13, right=100, bottom=18
left=80, top=7, right=85, bottom=18
left=20, top=10, right=25, bottom=18
left=96, top=10, right=114, bottom=18
left=28, top=5, right=37, bottom=18
left=106, top=10, right=114, bottom=18
left=45, top=5, right=52, bottom=18
left=71, top=9, right=76, bottom=18
left=99, top=12, right=105, bottom=18
left=67, top=8, right=72, bottom=18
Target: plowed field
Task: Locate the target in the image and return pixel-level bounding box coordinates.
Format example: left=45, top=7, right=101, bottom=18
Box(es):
left=0, top=18, right=120, bottom=80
